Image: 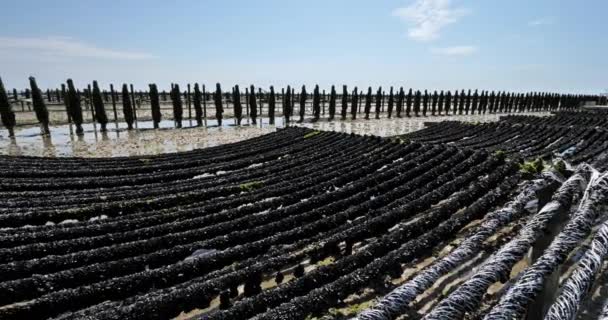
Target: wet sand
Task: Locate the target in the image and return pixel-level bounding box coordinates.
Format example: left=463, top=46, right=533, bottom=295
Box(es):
left=0, top=112, right=550, bottom=158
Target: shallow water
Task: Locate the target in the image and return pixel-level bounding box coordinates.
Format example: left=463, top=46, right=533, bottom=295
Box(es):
left=0, top=112, right=549, bottom=158
left=298, top=112, right=550, bottom=137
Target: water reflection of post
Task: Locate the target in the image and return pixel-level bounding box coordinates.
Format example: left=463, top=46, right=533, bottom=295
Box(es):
left=8, top=136, right=22, bottom=156
left=93, top=123, right=98, bottom=142
left=69, top=124, right=75, bottom=144
left=42, top=135, right=57, bottom=157
left=127, top=129, right=136, bottom=156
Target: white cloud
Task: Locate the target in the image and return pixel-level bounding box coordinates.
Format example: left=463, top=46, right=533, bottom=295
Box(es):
left=0, top=36, right=156, bottom=60
left=528, top=17, right=555, bottom=26
left=431, top=45, right=477, bottom=56
left=392, top=0, right=469, bottom=42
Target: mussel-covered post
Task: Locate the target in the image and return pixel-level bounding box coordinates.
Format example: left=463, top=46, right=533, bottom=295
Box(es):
left=445, top=90, right=452, bottom=114
left=431, top=90, right=438, bottom=116
left=130, top=84, right=137, bottom=122
left=171, top=84, right=183, bottom=128
left=29, top=76, right=50, bottom=135
left=458, top=89, right=465, bottom=114
left=422, top=89, right=428, bottom=116
left=472, top=89, right=479, bottom=114
left=92, top=81, right=109, bottom=132
left=268, top=86, right=276, bottom=125
left=202, top=84, right=207, bottom=121
left=328, top=85, right=336, bottom=121
left=193, top=83, right=203, bottom=126
left=0, top=77, right=16, bottom=137
left=414, top=90, right=421, bottom=116
left=351, top=87, right=358, bottom=120
left=187, top=84, right=192, bottom=120
left=66, top=79, right=84, bottom=134
left=121, top=84, right=134, bottom=130
left=341, top=85, right=348, bottom=120
left=298, top=85, right=306, bottom=123
left=364, top=87, right=372, bottom=120
left=214, top=83, right=224, bottom=126
left=406, top=88, right=413, bottom=117
left=233, top=85, right=242, bottom=125
left=387, top=87, right=394, bottom=118
left=284, top=85, right=292, bottom=124
left=312, top=84, right=320, bottom=121
left=249, top=85, right=258, bottom=125
left=110, top=84, right=118, bottom=122
left=258, top=88, right=264, bottom=117
left=375, top=87, right=382, bottom=119
left=465, top=89, right=472, bottom=114
left=396, top=87, right=404, bottom=118
left=438, top=90, right=444, bottom=115
left=149, top=83, right=162, bottom=128
left=489, top=91, right=496, bottom=113
left=245, top=87, right=249, bottom=119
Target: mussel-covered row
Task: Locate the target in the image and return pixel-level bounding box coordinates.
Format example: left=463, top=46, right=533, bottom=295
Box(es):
left=4, top=122, right=608, bottom=319
left=1, top=127, right=521, bottom=320
left=405, top=113, right=608, bottom=168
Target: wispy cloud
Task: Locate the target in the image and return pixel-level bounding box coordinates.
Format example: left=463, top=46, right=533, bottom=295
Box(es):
left=431, top=45, right=477, bottom=56
left=528, top=17, right=555, bottom=27
left=0, top=36, right=156, bottom=60
left=392, top=0, right=469, bottom=42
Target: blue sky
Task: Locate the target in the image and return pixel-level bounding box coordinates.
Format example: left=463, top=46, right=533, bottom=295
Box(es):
left=0, top=0, right=606, bottom=93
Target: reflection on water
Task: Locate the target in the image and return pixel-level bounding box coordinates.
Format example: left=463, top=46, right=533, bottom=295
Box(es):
left=298, top=112, right=550, bottom=137
left=0, top=112, right=549, bottom=157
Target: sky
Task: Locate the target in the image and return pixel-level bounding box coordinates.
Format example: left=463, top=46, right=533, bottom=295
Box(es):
left=0, top=0, right=606, bottom=93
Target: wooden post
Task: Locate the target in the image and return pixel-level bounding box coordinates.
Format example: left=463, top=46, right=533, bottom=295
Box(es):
left=245, top=87, right=250, bottom=119
left=202, top=84, right=207, bottom=122
left=110, top=84, right=118, bottom=122
left=187, top=83, right=192, bottom=120
left=130, top=84, right=137, bottom=126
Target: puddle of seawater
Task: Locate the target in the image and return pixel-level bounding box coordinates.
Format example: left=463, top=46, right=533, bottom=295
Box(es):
left=297, top=112, right=551, bottom=137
